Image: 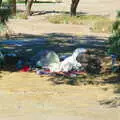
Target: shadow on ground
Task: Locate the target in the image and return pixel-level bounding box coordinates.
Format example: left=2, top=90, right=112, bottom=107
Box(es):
left=31, top=11, right=87, bottom=16
left=17, top=9, right=87, bottom=16
left=0, top=32, right=108, bottom=79
left=17, top=0, right=63, bottom=4
left=103, top=74, right=120, bottom=84
left=0, top=32, right=107, bottom=74
left=99, top=97, right=120, bottom=108
left=0, top=33, right=107, bottom=71
left=0, top=32, right=107, bottom=58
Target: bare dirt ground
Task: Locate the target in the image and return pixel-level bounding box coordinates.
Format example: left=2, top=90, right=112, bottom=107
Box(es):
left=8, top=0, right=120, bottom=36
left=0, top=0, right=120, bottom=120
left=0, top=72, right=120, bottom=120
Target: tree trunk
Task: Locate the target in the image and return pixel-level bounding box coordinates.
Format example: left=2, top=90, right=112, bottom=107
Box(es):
left=26, top=0, right=33, bottom=16
left=10, top=0, right=16, bottom=15
left=71, top=0, right=80, bottom=16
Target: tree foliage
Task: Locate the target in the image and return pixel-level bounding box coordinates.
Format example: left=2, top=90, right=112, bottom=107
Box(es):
left=0, top=0, right=11, bottom=23
left=1, top=0, right=16, bottom=15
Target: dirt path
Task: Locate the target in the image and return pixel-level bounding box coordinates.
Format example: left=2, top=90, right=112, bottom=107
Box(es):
left=17, top=0, right=120, bottom=18
left=7, top=18, right=90, bottom=35
left=0, top=72, right=120, bottom=120
left=7, top=14, right=109, bottom=39
left=8, top=0, right=120, bottom=36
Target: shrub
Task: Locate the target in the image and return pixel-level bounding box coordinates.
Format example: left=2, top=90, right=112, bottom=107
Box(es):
left=108, top=11, right=120, bottom=57
left=0, top=5, right=11, bottom=23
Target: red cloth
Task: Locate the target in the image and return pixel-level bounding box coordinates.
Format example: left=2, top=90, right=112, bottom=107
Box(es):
left=20, top=66, right=30, bottom=72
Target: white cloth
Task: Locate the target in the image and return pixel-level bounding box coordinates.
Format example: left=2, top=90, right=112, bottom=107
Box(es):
left=60, top=56, right=81, bottom=72
left=46, top=48, right=86, bottom=72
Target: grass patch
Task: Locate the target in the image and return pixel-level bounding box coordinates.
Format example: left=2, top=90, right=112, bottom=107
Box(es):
left=47, top=14, right=113, bottom=33
left=91, top=19, right=113, bottom=33
left=50, top=71, right=119, bottom=86
left=12, top=12, right=28, bottom=19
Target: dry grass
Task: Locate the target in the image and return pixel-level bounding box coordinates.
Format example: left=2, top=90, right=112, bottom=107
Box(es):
left=13, top=12, right=28, bottom=19
left=91, top=19, right=113, bottom=33
left=47, top=14, right=113, bottom=33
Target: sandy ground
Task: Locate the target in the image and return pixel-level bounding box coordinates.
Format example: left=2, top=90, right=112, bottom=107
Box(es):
left=17, top=0, right=120, bottom=18
left=0, top=72, right=120, bottom=120
left=8, top=0, right=120, bottom=35
left=0, top=0, right=120, bottom=120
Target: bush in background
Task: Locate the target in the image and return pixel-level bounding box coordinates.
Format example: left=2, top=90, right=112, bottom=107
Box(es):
left=0, top=5, right=11, bottom=23
left=108, top=11, right=120, bottom=57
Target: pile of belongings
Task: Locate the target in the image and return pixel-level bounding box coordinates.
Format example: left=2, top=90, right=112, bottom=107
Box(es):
left=28, top=48, right=101, bottom=76
left=1, top=48, right=102, bottom=77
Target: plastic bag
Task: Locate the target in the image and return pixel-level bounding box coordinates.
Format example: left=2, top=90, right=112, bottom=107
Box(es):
left=44, top=51, right=60, bottom=66
left=31, top=50, right=60, bottom=68
left=30, top=50, right=61, bottom=72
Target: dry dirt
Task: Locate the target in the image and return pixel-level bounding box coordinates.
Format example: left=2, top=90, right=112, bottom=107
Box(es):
left=8, top=0, right=120, bottom=36
left=0, top=0, right=120, bottom=120
left=0, top=72, right=120, bottom=120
